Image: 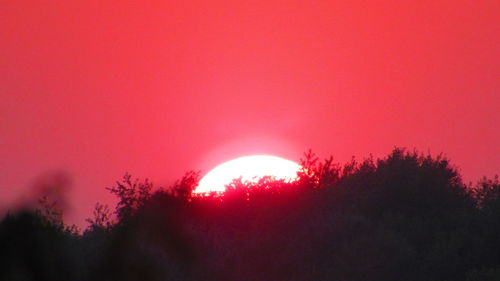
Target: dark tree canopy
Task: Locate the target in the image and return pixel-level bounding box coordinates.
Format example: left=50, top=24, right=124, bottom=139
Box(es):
left=1, top=148, right=499, bottom=281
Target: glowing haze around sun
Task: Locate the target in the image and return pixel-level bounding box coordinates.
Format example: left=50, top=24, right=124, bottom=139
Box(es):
left=195, top=155, right=301, bottom=193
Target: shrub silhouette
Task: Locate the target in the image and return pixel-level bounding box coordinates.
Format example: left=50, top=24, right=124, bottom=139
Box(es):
left=1, top=148, right=499, bottom=281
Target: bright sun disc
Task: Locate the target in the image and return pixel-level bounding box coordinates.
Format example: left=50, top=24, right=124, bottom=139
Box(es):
left=195, top=155, right=301, bottom=193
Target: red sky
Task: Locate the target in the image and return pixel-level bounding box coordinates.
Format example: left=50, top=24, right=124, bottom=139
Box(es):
left=1, top=0, right=499, bottom=226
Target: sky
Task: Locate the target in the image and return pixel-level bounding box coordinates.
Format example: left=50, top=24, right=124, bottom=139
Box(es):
left=1, top=0, right=499, bottom=226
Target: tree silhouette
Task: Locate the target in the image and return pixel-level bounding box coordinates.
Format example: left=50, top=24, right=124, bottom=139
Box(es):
left=106, top=173, right=153, bottom=222
left=1, top=148, right=499, bottom=281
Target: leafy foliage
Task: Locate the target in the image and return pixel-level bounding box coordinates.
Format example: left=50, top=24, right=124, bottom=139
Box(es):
left=106, top=173, right=153, bottom=221
left=85, top=203, right=114, bottom=232
left=1, top=148, right=499, bottom=281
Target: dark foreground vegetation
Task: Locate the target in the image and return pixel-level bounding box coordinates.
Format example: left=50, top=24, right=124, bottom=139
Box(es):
left=1, top=148, right=500, bottom=281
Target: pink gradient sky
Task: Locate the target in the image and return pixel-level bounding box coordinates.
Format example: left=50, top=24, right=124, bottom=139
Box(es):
left=1, top=0, right=499, bottom=226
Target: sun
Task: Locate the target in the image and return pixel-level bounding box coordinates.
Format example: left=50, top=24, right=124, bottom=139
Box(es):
left=195, top=155, right=301, bottom=193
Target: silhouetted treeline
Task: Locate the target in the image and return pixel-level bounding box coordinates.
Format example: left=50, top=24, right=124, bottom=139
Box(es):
left=1, top=148, right=500, bottom=281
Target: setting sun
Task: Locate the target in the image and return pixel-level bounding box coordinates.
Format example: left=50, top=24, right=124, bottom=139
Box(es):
left=195, top=155, right=301, bottom=193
